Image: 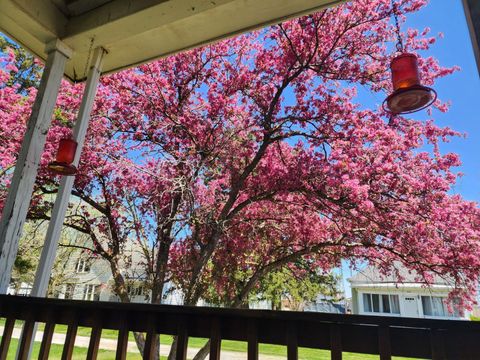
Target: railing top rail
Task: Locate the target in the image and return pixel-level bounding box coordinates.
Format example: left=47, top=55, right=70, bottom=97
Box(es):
left=0, top=294, right=477, bottom=330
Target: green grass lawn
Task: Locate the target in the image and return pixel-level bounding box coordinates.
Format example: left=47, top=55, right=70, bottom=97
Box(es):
left=0, top=319, right=420, bottom=359
left=0, top=338, right=158, bottom=360
left=0, top=338, right=418, bottom=360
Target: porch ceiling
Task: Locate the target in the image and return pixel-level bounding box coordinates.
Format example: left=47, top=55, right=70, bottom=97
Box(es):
left=0, top=0, right=345, bottom=82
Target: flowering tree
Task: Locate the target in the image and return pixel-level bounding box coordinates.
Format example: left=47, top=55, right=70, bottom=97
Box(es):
left=1, top=0, right=480, bottom=359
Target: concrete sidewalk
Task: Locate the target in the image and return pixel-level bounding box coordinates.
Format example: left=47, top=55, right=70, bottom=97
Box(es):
left=2, top=326, right=285, bottom=359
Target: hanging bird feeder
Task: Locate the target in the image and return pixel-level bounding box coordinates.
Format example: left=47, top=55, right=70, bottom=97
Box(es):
left=48, top=138, right=78, bottom=176
left=383, top=53, right=437, bottom=114
left=383, top=1, right=437, bottom=115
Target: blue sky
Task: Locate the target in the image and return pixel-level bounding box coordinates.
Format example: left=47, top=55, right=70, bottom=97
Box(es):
left=341, top=0, right=480, bottom=298
left=413, top=0, right=480, bottom=203
left=359, top=0, right=480, bottom=203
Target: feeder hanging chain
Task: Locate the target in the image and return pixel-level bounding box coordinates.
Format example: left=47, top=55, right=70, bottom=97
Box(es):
left=391, top=0, right=404, bottom=52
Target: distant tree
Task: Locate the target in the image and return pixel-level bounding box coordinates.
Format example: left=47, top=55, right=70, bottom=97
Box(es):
left=200, top=260, right=342, bottom=312
left=253, top=263, right=341, bottom=311
left=9, top=220, right=78, bottom=295
left=199, top=247, right=341, bottom=311
left=10, top=225, right=39, bottom=291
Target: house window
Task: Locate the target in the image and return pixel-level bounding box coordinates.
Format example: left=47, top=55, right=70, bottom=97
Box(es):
left=64, top=284, right=75, bottom=299
left=421, top=296, right=460, bottom=317
left=75, top=258, right=91, bottom=273
left=363, top=293, right=400, bottom=314
left=83, top=285, right=100, bottom=301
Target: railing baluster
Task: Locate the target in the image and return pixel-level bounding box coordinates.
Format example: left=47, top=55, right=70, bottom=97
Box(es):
left=430, top=328, right=447, bottom=360
left=17, top=319, right=35, bottom=360
left=38, top=322, right=55, bottom=360
left=87, top=324, right=102, bottom=360
left=116, top=319, right=129, bottom=360
left=175, top=319, right=188, bottom=360
left=61, top=321, right=78, bottom=360
left=287, top=323, right=298, bottom=360
left=209, top=318, right=221, bottom=360
left=143, top=321, right=157, bottom=360
left=330, top=323, right=342, bottom=360
left=0, top=317, right=15, bottom=360
left=378, top=325, right=391, bottom=360
left=247, top=319, right=258, bottom=360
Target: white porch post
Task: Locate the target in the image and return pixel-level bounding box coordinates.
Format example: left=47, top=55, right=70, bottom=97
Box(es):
left=30, top=47, right=106, bottom=298
left=0, top=40, right=72, bottom=293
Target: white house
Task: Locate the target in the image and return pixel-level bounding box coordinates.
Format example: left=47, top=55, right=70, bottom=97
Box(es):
left=55, top=252, right=113, bottom=302
left=54, top=238, right=183, bottom=305
left=348, top=264, right=469, bottom=320
left=6, top=282, right=32, bottom=296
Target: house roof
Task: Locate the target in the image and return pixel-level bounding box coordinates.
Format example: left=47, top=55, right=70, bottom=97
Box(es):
left=0, top=0, right=345, bottom=82
left=348, top=263, right=452, bottom=287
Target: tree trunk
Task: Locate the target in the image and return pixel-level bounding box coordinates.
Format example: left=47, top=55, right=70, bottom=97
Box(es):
left=167, top=336, right=178, bottom=360
left=110, top=259, right=161, bottom=360
left=133, top=331, right=146, bottom=356
left=191, top=340, right=211, bottom=360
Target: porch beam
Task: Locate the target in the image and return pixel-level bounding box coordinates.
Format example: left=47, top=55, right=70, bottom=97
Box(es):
left=0, top=40, right=72, bottom=294
left=463, top=0, right=480, bottom=74
left=31, top=47, right=106, bottom=298
left=8, top=0, right=68, bottom=37
left=61, top=0, right=346, bottom=81
left=64, top=0, right=233, bottom=48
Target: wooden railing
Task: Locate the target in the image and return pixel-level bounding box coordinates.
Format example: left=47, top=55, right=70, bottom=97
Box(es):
left=1, top=294, right=480, bottom=359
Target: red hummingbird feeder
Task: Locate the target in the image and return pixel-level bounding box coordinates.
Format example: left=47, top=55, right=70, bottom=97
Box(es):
left=383, top=53, right=437, bottom=114
left=48, top=138, right=78, bottom=176
left=383, top=0, right=437, bottom=115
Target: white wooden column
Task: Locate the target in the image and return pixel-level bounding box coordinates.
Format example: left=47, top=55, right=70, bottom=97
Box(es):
left=31, top=47, right=106, bottom=297
left=0, top=40, right=72, bottom=293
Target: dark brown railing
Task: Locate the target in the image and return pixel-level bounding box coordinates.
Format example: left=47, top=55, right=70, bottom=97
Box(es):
left=1, top=294, right=480, bottom=359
